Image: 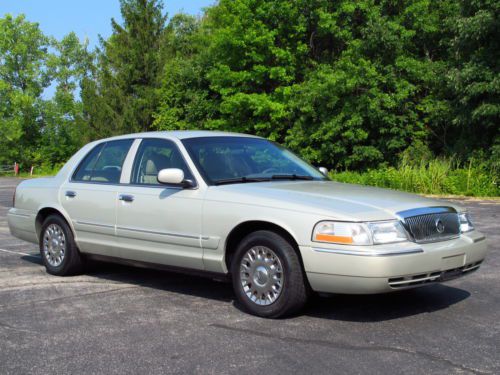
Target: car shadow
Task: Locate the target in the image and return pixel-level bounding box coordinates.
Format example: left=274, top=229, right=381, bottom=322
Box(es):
left=21, top=253, right=233, bottom=302
left=21, top=254, right=43, bottom=264
left=304, top=284, right=470, bottom=322
left=21, top=254, right=470, bottom=321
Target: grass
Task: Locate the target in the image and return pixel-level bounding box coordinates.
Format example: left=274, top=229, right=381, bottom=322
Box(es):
left=331, top=158, right=499, bottom=197
left=0, top=164, right=61, bottom=178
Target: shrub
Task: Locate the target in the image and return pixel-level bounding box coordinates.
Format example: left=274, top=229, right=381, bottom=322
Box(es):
left=331, top=158, right=499, bottom=197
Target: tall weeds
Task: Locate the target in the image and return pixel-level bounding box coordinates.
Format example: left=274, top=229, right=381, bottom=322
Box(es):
left=331, top=158, right=499, bottom=197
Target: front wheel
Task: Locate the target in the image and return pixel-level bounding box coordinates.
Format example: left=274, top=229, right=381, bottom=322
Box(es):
left=231, top=230, right=308, bottom=318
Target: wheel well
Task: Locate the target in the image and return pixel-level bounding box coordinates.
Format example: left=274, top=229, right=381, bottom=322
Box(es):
left=224, top=221, right=304, bottom=272
left=35, top=208, right=67, bottom=238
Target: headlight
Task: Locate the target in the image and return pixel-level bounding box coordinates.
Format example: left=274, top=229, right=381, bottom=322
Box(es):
left=459, top=212, right=474, bottom=232
left=367, top=221, right=408, bottom=244
left=312, top=221, right=371, bottom=245
left=312, top=220, right=408, bottom=245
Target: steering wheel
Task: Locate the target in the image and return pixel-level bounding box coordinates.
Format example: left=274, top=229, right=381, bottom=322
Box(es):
left=261, top=167, right=279, bottom=175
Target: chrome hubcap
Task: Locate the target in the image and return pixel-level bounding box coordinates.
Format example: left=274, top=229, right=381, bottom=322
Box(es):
left=43, top=224, right=66, bottom=267
left=240, top=246, right=283, bottom=306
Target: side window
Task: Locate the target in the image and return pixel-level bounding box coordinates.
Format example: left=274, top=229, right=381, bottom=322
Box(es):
left=131, top=139, right=193, bottom=185
left=72, top=143, right=104, bottom=182
left=72, top=140, right=133, bottom=183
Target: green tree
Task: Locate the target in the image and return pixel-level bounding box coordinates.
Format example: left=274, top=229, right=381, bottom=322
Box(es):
left=155, top=0, right=461, bottom=169
left=39, top=32, right=92, bottom=166
left=83, top=0, right=168, bottom=138
left=286, top=0, right=457, bottom=169
left=2, top=1, right=498, bottom=174
left=153, top=13, right=217, bottom=130
left=0, top=14, right=51, bottom=166
left=448, top=0, right=499, bottom=155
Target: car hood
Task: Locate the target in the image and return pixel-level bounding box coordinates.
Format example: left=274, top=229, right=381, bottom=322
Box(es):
left=206, top=181, right=462, bottom=221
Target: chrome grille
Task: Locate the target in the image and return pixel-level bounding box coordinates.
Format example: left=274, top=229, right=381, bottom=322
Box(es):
left=398, top=207, right=460, bottom=243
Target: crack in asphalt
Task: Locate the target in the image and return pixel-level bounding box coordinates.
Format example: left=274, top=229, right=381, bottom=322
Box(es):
left=0, top=285, right=140, bottom=312
left=0, top=279, right=127, bottom=293
left=0, top=321, right=39, bottom=335
left=210, top=324, right=492, bottom=375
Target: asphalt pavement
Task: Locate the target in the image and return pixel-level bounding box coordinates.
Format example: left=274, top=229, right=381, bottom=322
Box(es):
left=0, top=177, right=498, bottom=374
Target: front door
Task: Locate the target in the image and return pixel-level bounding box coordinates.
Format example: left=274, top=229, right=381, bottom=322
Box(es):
left=115, top=138, right=204, bottom=270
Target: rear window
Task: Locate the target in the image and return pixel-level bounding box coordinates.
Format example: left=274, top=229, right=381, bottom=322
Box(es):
left=72, top=140, right=133, bottom=183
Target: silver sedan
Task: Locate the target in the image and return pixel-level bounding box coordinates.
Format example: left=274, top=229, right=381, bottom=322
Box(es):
left=7, top=131, right=489, bottom=317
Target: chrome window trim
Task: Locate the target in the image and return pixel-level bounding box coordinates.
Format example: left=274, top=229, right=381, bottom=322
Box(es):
left=312, top=246, right=423, bottom=257
left=68, top=180, right=192, bottom=190
left=68, top=137, right=200, bottom=190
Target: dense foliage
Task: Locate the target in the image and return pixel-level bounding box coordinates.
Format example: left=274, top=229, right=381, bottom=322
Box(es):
left=0, top=0, right=498, bottom=191
left=333, top=157, right=499, bottom=197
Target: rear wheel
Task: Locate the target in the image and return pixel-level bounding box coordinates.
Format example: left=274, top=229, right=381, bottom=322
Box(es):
left=231, top=230, right=308, bottom=318
left=40, top=214, right=84, bottom=276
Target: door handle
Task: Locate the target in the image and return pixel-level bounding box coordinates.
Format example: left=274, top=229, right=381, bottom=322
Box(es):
left=65, top=191, right=76, bottom=198
left=118, top=194, right=134, bottom=202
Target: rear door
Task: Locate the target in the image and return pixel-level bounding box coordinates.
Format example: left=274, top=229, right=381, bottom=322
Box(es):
left=60, top=139, right=133, bottom=256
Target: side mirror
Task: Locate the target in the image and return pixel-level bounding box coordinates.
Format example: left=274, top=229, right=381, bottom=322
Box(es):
left=157, top=168, right=193, bottom=187
left=318, top=166, right=329, bottom=176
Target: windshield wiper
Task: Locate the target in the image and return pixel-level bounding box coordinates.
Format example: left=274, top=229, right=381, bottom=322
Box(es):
left=214, top=177, right=271, bottom=186
left=271, top=174, right=314, bottom=181
left=214, top=174, right=314, bottom=185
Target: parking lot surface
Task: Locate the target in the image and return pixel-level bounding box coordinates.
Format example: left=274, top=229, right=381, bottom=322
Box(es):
left=0, top=177, right=499, bottom=374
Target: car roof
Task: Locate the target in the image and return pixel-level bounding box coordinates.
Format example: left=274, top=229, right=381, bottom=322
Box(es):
left=97, top=130, right=262, bottom=142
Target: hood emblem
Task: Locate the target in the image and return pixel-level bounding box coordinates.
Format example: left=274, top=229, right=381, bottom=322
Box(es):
left=435, top=218, right=445, bottom=233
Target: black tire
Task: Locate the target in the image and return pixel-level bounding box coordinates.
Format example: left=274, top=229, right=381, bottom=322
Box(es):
left=39, top=214, right=84, bottom=276
left=231, top=230, right=308, bottom=318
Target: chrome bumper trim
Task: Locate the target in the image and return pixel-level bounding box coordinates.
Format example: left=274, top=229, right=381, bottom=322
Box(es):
left=311, top=246, right=423, bottom=257
left=388, top=260, right=483, bottom=288
left=462, top=263, right=481, bottom=272
left=389, top=274, right=441, bottom=286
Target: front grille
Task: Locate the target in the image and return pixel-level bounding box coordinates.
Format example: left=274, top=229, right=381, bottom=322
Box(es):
left=398, top=207, right=460, bottom=243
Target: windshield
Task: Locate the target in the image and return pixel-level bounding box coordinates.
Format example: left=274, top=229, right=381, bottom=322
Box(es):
left=182, top=136, right=327, bottom=185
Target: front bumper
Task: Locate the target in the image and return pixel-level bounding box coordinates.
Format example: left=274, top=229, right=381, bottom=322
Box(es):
left=300, top=230, right=488, bottom=294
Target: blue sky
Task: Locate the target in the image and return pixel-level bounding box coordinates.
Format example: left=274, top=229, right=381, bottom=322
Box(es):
left=0, top=0, right=215, bottom=49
